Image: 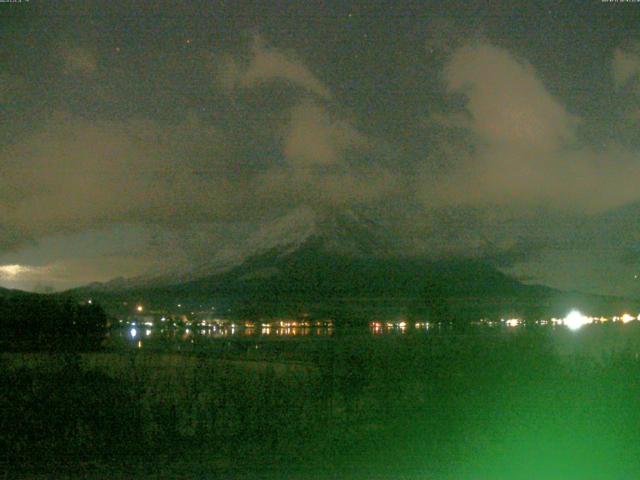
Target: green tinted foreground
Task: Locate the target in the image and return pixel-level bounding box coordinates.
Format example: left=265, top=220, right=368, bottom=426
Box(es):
left=2, top=327, right=640, bottom=479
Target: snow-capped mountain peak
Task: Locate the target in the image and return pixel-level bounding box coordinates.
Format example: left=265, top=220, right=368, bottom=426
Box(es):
left=85, top=206, right=398, bottom=292
left=243, top=205, right=319, bottom=256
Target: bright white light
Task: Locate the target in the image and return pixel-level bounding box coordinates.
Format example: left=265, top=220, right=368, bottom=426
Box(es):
left=564, top=310, right=589, bottom=331
left=505, top=318, right=520, bottom=327
left=130, top=327, right=137, bottom=338
left=0, top=264, right=30, bottom=278
left=145, top=329, right=151, bottom=336
left=136, top=305, right=143, bottom=313
left=621, top=313, right=635, bottom=324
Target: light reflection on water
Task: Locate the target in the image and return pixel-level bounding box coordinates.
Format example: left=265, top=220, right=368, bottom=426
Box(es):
left=114, top=320, right=343, bottom=349
left=116, top=316, right=623, bottom=348
left=117, top=316, right=640, bottom=350
left=112, top=318, right=441, bottom=351
left=116, top=319, right=423, bottom=348
left=108, top=319, right=640, bottom=358
left=116, top=320, right=433, bottom=341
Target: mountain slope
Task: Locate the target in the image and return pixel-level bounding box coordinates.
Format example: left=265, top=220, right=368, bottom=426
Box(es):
left=75, top=208, right=530, bottom=299
left=87, top=207, right=403, bottom=293
left=75, top=207, right=639, bottom=320
left=169, top=245, right=524, bottom=299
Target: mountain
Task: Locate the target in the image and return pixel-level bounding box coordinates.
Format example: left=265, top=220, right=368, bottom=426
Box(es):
left=79, top=206, right=474, bottom=294
left=89, top=207, right=403, bottom=292
left=0, top=285, right=36, bottom=299
left=73, top=207, right=640, bottom=321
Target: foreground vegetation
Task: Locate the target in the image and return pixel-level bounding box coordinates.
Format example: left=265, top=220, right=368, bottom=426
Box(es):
left=3, top=326, right=640, bottom=478
left=0, top=293, right=107, bottom=351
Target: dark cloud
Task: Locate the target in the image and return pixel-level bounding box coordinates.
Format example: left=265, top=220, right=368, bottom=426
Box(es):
left=1, top=3, right=640, bottom=295
left=0, top=34, right=400, bottom=265
left=59, top=45, right=98, bottom=75
left=0, top=224, right=33, bottom=253
left=0, top=112, right=238, bottom=238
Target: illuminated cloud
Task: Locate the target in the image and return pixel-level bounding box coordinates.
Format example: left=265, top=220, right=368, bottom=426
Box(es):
left=613, top=43, right=640, bottom=121
left=0, top=263, right=54, bottom=291
left=0, top=264, right=31, bottom=278
left=283, top=100, right=366, bottom=168
left=443, top=43, right=578, bottom=150
left=219, top=34, right=331, bottom=99
left=422, top=42, right=640, bottom=213
left=613, top=45, right=640, bottom=88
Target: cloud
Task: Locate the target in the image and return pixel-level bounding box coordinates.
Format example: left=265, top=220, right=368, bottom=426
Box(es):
left=253, top=163, right=401, bottom=211
left=218, top=34, right=331, bottom=99
left=283, top=100, right=366, bottom=168
left=0, top=111, right=239, bottom=248
left=0, top=257, right=154, bottom=292
left=217, top=43, right=401, bottom=212
left=443, top=43, right=578, bottom=150
left=0, top=263, right=51, bottom=291
left=0, top=264, right=34, bottom=278
left=0, top=223, right=32, bottom=253
left=268, top=99, right=402, bottom=208
left=0, top=22, right=402, bottom=268
left=0, top=73, right=27, bottom=104
left=60, top=46, right=97, bottom=75
left=0, top=96, right=399, bottom=262
left=613, top=45, right=640, bottom=88
left=0, top=30, right=385, bottom=241
left=613, top=43, right=640, bottom=121
left=427, top=144, right=640, bottom=212
left=422, top=42, right=640, bottom=214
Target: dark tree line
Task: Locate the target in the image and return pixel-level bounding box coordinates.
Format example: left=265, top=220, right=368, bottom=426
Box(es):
left=0, top=294, right=108, bottom=351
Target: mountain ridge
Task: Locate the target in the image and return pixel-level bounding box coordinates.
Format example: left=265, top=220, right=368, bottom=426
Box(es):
left=87, top=207, right=403, bottom=292
left=70, top=208, right=639, bottom=320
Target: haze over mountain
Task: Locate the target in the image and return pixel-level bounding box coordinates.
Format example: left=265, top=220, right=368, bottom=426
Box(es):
left=74, top=208, right=638, bottom=320
left=87, top=207, right=398, bottom=289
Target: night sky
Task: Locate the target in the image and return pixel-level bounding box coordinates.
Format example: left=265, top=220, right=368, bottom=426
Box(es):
left=1, top=0, right=639, bottom=296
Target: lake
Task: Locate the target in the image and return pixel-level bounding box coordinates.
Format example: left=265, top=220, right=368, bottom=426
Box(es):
left=108, top=318, right=640, bottom=360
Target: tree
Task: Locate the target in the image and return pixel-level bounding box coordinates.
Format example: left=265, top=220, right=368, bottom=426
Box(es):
left=0, top=293, right=108, bottom=351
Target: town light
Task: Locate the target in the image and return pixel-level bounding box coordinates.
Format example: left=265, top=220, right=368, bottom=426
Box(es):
left=621, top=313, right=635, bottom=324
left=564, top=310, right=589, bottom=331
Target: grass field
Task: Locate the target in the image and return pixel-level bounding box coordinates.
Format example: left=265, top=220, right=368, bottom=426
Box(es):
left=4, top=325, right=640, bottom=479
